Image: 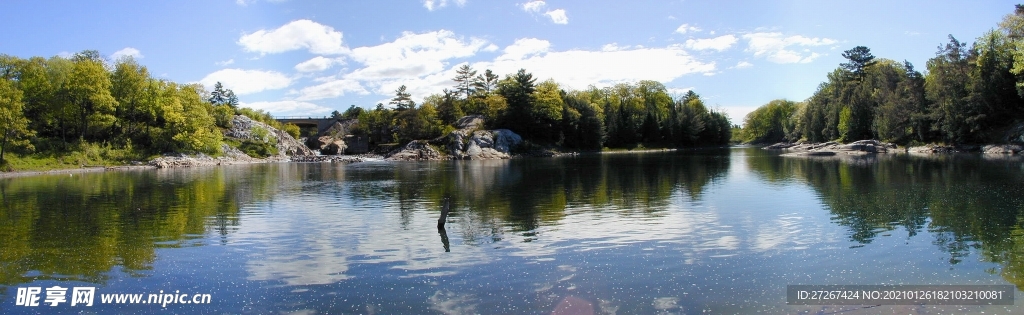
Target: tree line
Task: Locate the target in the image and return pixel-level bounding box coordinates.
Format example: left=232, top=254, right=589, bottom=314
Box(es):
left=0, top=51, right=301, bottom=166
left=741, top=5, right=1024, bottom=145
left=342, top=65, right=731, bottom=150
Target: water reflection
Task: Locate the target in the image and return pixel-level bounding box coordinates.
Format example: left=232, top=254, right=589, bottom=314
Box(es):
left=745, top=150, right=1024, bottom=289
left=3, top=148, right=1024, bottom=313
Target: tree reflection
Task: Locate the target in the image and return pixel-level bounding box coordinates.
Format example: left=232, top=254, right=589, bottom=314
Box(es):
left=0, top=166, right=282, bottom=287
left=746, top=150, right=1024, bottom=289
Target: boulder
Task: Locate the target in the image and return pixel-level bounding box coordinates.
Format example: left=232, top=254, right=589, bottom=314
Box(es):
left=983, top=144, right=1023, bottom=154
left=447, top=129, right=522, bottom=160
left=320, top=137, right=347, bottom=155
left=385, top=140, right=445, bottom=161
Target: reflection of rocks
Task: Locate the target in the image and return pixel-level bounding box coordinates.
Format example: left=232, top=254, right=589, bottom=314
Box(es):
left=769, top=140, right=898, bottom=157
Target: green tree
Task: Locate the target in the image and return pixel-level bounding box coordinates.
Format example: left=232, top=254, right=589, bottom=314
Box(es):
left=841, top=46, right=877, bottom=79
left=434, top=89, right=463, bottom=126
left=532, top=80, right=564, bottom=143
left=926, top=35, right=977, bottom=143
left=0, top=78, right=33, bottom=163
left=496, top=69, right=537, bottom=137
left=390, top=85, right=414, bottom=111
left=453, top=64, right=477, bottom=100
left=473, top=69, right=499, bottom=95
left=66, top=50, right=117, bottom=141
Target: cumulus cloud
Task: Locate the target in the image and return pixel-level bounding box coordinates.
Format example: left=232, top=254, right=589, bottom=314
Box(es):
left=344, top=30, right=490, bottom=80
left=498, top=38, right=551, bottom=60
left=240, top=100, right=333, bottom=116
left=238, top=19, right=348, bottom=55
left=544, top=9, right=568, bottom=24
left=521, top=0, right=545, bottom=12
left=742, top=32, right=836, bottom=64
left=295, top=56, right=344, bottom=72
left=423, top=0, right=466, bottom=11
left=684, top=35, right=738, bottom=51
left=294, top=78, right=368, bottom=101
left=110, top=47, right=143, bottom=60
left=735, top=61, right=753, bottom=69
left=199, top=69, right=291, bottom=95
left=675, top=23, right=701, bottom=34
left=476, top=41, right=716, bottom=90
left=215, top=58, right=235, bottom=66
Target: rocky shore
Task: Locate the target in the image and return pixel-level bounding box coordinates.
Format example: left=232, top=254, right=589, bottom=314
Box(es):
left=764, top=140, right=898, bottom=156
left=763, top=140, right=1024, bottom=156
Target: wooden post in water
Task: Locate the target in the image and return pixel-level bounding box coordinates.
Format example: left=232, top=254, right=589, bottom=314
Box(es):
left=437, top=196, right=450, bottom=229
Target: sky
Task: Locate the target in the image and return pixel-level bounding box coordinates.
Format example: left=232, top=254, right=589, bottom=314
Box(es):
left=1, top=0, right=1019, bottom=124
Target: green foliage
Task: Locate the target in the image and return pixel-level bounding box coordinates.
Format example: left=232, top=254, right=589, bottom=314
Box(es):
left=0, top=78, right=33, bottom=162
left=743, top=99, right=798, bottom=143
left=238, top=140, right=277, bottom=158
left=235, top=107, right=283, bottom=129
left=282, top=123, right=300, bottom=139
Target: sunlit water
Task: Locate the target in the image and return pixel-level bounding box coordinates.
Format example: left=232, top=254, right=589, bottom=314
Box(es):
left=2, top=147, right=1024, bottom=314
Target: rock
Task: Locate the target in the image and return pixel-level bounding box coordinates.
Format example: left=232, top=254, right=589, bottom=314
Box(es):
left=385, top=140, right=445, bottom=161
left=225, top=115, right=314, bottom=157
left=763, top=142, right=795, bottom=150
left=908, top=144, right=956, bottom=154
left=322, top=139, right=347, bottom=155
left=983, top=144, right=1023, bottom=154
left=454, top=115, right=485, bottom=130
left=447, top=129, right=522, bottom=160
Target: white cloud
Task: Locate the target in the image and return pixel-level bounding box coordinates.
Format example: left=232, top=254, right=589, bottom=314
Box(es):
left=735, top=61, right=753, bottom=69
left=521, top=0, right=545, bottom=12
left=344, top=30, right=489, bottom=80
left=238, top=19, right=348, bottom=55
left=240, top=100, right=333, bottom=116
left=742, top=32, right=836, bottom=64
left=295, top=56, right=344, bottom=72
left=294, top=78, right=368, bottom=101
left=684, top=35, right=738, bottom=51
left=675, top=23, right=701, bottom=34
left=423, top=0, right=466, bottom=11
left=498, top=38, right=551, bottom=60
left=199, top=69, right=292, bottom=95
left=215, top=59, right=235, bottom=66
left=477, top=41, right=715, bottom=90
left=544, top=9, right=568, bottom=24
left=110, top=47, right=143, bottom=60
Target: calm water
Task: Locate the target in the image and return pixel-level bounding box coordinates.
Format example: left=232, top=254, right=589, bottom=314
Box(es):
left=2, top=147, right=1024, bottom=314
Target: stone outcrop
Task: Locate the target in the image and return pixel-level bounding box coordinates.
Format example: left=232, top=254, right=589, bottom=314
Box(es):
left=383, top=115, right=523, bottom=161
left=318, top=136, right=347, bottom=155
left=765, top=140, right=897, bottom=156
left=225, top=115, right=314, bottom=157
left=447, top=129, right=522, bottom=160
left=385, top=140, right=446, bottom=161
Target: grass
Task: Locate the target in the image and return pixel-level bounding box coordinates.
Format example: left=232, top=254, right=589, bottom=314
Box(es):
left=2, top=143, right=151, bottom=172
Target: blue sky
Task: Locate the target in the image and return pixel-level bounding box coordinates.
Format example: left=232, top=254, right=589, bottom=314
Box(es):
left=1, top=0, right=1018, bottom=123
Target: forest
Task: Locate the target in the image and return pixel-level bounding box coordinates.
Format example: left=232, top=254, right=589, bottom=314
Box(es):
left=740, top=5, right=1024, bottom=145
left=0, top=50, right=731, bottom=170
left=345, top=67, right=731, bottom=151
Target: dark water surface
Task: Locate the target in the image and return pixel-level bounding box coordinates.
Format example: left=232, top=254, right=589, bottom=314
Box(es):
left=2, top=147, right=1024, bottom=314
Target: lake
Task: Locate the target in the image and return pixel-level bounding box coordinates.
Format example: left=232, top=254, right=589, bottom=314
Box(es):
left=2, top=147, right=1023, bottom=314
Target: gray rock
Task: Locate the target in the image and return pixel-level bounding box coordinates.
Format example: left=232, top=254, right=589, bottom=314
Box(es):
left=983, top=144, right=1023, bottom=154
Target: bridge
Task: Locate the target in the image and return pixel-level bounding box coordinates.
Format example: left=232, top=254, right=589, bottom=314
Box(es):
left=274, top=116, right=338, bottom=136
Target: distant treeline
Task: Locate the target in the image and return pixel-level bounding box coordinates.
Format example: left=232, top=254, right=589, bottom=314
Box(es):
left=741, top=5, right=1024, bottom=145
left=341, top=66, right=731, bottom=150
